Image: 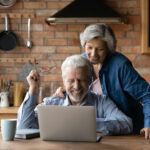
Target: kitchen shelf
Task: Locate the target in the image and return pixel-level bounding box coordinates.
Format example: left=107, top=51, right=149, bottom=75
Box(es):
left=0, top=13, right=35, bottom=18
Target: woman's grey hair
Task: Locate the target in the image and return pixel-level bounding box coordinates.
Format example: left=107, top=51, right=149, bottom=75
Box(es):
left=80, top=23, right=116, bottom=51
left=61, top=55, right=90, bottom=79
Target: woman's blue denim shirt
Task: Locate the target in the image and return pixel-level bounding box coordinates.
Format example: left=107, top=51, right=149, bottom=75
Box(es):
left=82, top=51, right=150, bottom=133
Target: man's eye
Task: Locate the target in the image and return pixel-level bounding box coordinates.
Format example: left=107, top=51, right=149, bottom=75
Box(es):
left=98, top=48, right=105, bottom=51
left=87, top=46, right=93, bottom=50
left=67, top=80, right=74, bottom=83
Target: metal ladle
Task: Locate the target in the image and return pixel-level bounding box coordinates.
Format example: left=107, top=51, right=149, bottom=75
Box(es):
left=26, top=18, right=32, bottom=49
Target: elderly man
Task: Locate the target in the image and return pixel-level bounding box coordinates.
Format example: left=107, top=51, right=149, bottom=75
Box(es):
left=17, top=55, right=132, bottom=135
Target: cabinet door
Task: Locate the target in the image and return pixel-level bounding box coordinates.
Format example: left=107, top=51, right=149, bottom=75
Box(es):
left=141, top=0, right=150, bottom=53
left=0, top=107, right=18, bottom=128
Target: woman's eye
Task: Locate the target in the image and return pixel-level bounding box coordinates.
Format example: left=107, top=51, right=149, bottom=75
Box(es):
left=98, top=48, right=104, bottom=51
left=95, top=48, right=105, bottom=52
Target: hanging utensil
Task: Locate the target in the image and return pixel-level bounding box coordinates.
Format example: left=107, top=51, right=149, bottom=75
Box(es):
left=0, top=0, right=16, bottom=8
left=0, top=0, right=16, bottom=6
left=0, top=14, right=18, bottom=51
left=26, top=18, right=32, bottom=49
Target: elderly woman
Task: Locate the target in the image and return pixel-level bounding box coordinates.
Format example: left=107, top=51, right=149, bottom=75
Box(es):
left=80, top=24, right=150, bottom=139
left=55, top=24, right=150, bottom=139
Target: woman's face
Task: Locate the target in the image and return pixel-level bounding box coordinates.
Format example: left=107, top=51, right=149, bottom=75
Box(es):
left=84, top=37, right=108, bottom=64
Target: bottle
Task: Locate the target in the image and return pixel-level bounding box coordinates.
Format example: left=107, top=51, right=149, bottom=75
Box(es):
left=13, top=82, right=25, bottom=107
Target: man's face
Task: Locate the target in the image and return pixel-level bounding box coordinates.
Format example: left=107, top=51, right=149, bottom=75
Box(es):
left=84, top=37, right=108, bottom=64
left=63, top=67, right=88, bottom=105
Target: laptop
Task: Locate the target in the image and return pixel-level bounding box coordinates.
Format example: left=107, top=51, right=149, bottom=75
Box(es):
left=37, top=105, right=101, bottom=142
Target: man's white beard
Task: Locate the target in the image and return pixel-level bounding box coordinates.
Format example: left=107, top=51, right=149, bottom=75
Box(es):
left=68, top=91, right=87, bottom=104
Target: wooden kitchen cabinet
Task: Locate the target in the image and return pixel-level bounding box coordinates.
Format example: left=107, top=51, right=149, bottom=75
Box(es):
left=141, top=0, right=150, bottom=53
left=0, top=107, right=18, bottom=119
left=0, top=107, right=18, bottom=129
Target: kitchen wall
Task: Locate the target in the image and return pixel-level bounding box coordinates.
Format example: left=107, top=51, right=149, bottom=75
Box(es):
left=0, top=0, right=150, bottom=96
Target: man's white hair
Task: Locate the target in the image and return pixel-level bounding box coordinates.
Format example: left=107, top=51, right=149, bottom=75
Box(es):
left=80, top=23, right=116, bottom=51
left=61, top=55, right=90, bottom=79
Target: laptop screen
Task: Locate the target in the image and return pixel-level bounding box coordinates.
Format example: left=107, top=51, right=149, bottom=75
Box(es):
left=37, top=105, right=97, bottom=142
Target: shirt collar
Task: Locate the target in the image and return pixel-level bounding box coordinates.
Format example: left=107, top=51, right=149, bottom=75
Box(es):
left=62, top=93, right=90, bottom=106
left=62, top=95, right=71, bottom=106
left=99, top=51, right=115, bottom=75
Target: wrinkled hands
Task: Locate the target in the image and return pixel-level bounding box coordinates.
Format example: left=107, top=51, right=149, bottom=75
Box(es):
left=140, top=128, right=150, bottom=139
left=26, top=70, right=40, bottom=95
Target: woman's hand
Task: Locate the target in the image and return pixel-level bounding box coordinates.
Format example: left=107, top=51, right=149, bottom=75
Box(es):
left=140, top=128, right=150, bottom=139
left=53, top=87, right=65, bottom=97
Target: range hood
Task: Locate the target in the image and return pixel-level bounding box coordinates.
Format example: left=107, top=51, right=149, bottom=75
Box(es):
left=46, top=0, right=125, bottom=24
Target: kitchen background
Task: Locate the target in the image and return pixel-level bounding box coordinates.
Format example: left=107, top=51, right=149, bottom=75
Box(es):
left=0, top=0, right=150, bottom=99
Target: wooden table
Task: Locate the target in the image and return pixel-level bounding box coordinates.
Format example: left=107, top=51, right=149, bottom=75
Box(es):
left=0, top=135, right=150, bottom=150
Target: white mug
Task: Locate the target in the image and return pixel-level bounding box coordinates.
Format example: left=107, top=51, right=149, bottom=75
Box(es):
left=0, top=91, right=9, bottom=107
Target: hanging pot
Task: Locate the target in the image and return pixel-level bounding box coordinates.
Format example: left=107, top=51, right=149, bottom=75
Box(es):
left=0, top=0, right=16, bottom=8
left=0, top=15, right=18, bottom=51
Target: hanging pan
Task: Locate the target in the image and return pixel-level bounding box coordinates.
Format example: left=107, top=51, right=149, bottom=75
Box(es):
left=0, top=0, right=16, bottom=8
left=0, top=15, right=18, bottom=51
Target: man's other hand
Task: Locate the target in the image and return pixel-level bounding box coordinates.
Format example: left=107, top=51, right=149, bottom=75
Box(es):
left=26, top=70, right=40, bottom=95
